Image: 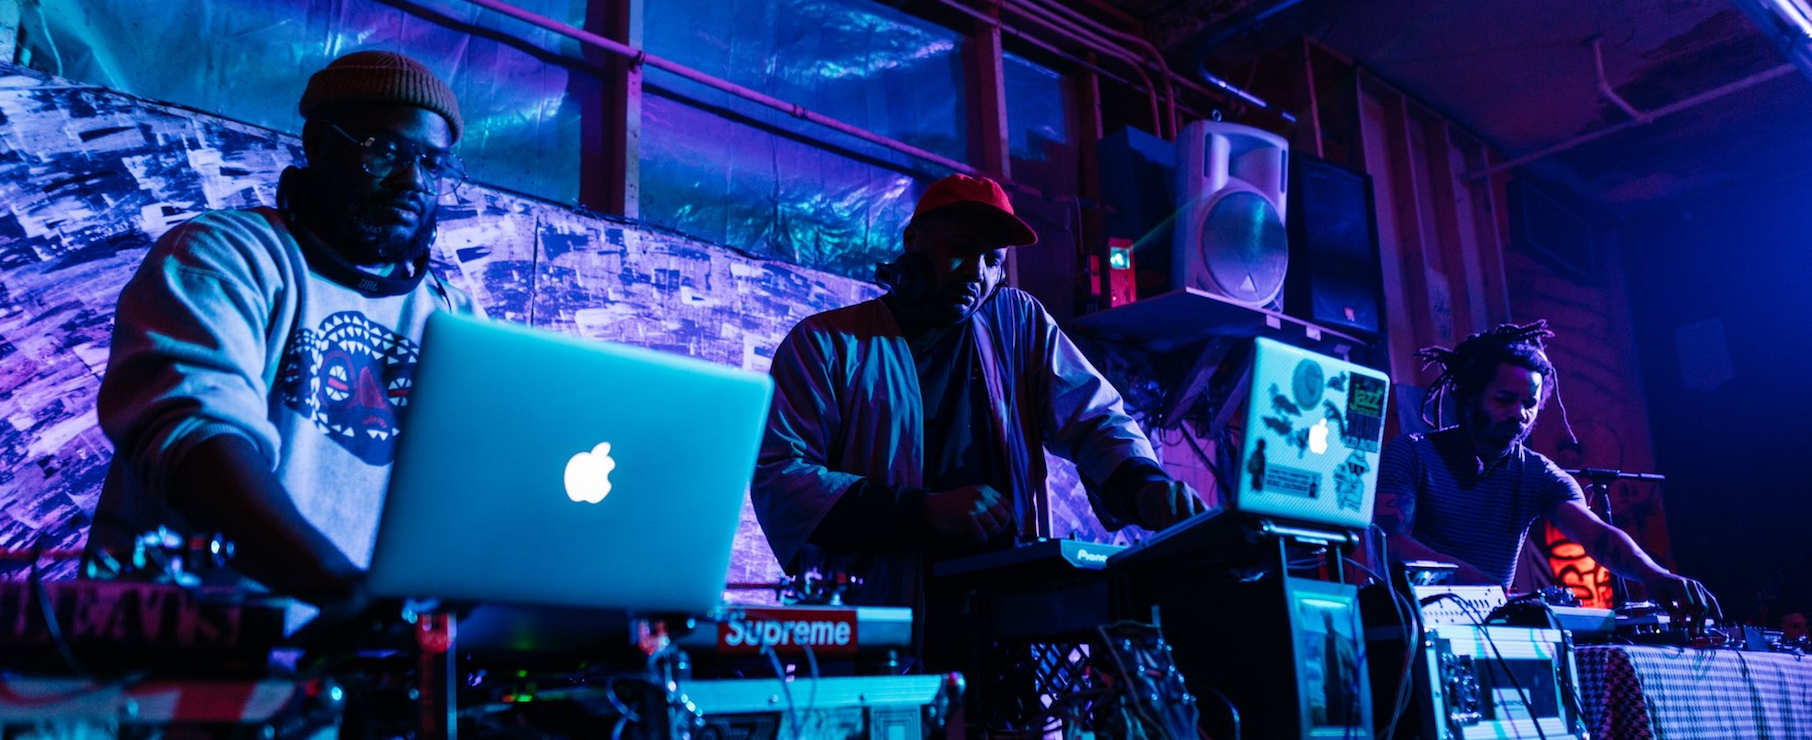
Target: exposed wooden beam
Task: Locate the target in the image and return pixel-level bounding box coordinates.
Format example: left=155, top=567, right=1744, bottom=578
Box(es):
left=968, top=2, right=1016, bottom=285
left=580, top=0, right=642, bottom=218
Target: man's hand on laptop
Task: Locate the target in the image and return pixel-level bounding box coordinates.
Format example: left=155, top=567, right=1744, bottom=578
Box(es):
left=1135, top=480, right=1206, bottom=530
left=928, top=484, right=1014, bottom=543
left=286, top=570, right=399, bottom=658
left=312, top=570, right=374, bottom=625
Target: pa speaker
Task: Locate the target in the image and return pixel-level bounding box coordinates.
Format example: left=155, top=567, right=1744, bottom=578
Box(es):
left=1172, top=120, right=1290, bottom=307
left=1286, top=154, right=1382, bottom=337
left=1096, top=126, right=1178, bottom=300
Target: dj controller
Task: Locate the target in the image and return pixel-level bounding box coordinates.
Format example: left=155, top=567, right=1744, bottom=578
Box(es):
left=0, top=573, right=957, bottom=740
left=10, top=518, right=1791, bottom=740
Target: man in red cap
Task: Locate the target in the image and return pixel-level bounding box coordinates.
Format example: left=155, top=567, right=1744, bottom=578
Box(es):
left=753, top=174, right=1203, bottom=655
left=88, top=51, right=479, bottom=618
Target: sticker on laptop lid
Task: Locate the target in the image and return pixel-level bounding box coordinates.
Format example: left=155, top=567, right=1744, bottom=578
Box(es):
left=1291, top=360, right=1326, bottom=409
left=1343, top=373, right=1387, bottom=452
left=1248, top=439, right=1321, bottom=500
left=1266, top=383, right=1304, bottom=417
left=1259, top=415, right=1314, bottom=459
left=1333, top=451, right=1369, bottom=513
left=1264, top=464, right=1321, bottom=499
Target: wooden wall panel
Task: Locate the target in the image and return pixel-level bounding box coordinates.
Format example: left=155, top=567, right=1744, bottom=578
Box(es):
left=1354, top=69, right=1670, bottom=603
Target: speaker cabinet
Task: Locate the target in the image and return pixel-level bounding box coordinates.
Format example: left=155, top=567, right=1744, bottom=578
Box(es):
left=1096, top=126, right=1178, bottom=300
left=1286, top=155, right=1383, bottom=337
left=1172, top=120, right=1290, bottom=307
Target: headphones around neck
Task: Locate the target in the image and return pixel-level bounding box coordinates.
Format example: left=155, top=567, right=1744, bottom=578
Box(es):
left=276, top=166, right=435, bottom=300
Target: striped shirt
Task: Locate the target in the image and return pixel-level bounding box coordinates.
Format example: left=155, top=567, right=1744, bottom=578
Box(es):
left=1377, top=429, right=1584, bottom=587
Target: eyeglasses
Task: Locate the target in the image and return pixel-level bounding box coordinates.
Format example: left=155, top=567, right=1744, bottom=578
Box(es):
left=324, top=121, right=467, bottom=195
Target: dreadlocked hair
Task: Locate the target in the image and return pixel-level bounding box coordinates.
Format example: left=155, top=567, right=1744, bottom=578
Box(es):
left=1414, top=320, right=1573, bottom=441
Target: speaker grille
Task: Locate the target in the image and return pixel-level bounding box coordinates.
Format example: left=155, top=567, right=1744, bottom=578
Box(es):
left=1197, top=190, right=1288, bottom=304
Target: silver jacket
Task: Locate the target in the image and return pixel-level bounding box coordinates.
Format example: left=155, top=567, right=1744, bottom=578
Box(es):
left=752, top=287, right=1156, bottom=608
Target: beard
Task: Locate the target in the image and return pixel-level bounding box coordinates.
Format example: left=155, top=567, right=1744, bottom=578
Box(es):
left=886, top=279, right=990, bottom=331
left=1464, top=406, right=1532, bottom=458
left=304, top=170, right=437, bottom=265
left=921, top=281, right=987, bottom=326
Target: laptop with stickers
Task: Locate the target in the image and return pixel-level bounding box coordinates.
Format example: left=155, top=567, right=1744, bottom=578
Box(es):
left=1110, top=338, right=1389, bottom=569
left=364, top=311, right=772, bottom=616
left=1229, top=337, right=1390, bottom=529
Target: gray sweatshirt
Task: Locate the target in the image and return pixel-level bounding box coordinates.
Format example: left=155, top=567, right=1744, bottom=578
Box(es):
left=89, top=206, right=479, bottom=582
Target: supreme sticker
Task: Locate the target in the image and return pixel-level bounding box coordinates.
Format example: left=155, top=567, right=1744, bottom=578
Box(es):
left=717, top=608, right=860, bottom=657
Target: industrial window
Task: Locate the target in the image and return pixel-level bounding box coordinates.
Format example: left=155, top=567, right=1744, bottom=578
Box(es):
left=640, top=0, right=968, bottom=278
left=16, top=0, right=590, bottom=204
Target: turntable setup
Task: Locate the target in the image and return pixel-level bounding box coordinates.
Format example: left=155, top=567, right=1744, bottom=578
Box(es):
left=2, top=535, right=958, bottom=740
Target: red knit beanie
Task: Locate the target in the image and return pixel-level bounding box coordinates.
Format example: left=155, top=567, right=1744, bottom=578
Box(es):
left=299, top=51, right=464, bottom=142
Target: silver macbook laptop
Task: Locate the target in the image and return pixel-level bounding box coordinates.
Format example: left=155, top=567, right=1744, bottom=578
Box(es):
left=1231, top=337, right=1390, bottom=529
left=366, top=311, right=772, bottom=616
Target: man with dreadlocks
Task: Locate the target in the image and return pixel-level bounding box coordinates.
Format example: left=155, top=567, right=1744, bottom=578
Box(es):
left=1375, top=321, right=1718, bottom=624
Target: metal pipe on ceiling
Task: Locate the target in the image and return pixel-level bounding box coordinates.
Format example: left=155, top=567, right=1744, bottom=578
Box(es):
left=1591, top=37, right=1651, bottom=124
left=990, top=0, right=1289, bottom=130
left=927, top=0, right=1166, bottom=133
left=1040, top=0, right=1289, bottom=121
left=1170, top=0, right=1311, bottom=121
left=1467, top=63, right=1795, bottom=180
left=995, top=0, right=1173, bottom=137
left=928, top=0, right=1137, bottom=87
left=452, top=0, right=982, bottom=179
left=1015, top=0, right=1179, bottom=136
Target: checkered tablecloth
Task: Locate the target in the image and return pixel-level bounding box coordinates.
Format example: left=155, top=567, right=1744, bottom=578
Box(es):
left=1576, top=645, right=1812, bottom=740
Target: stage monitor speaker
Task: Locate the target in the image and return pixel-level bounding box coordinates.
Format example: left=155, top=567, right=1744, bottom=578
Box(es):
left=1173, top=120, right=1290, bottom=307
left=1286, top=154, right=1383, bottom=337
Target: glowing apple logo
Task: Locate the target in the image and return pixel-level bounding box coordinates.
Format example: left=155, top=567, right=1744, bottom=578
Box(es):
left=1308, top=419, right=1331, bottom=455
left=564, top=442, right=617, bottom=504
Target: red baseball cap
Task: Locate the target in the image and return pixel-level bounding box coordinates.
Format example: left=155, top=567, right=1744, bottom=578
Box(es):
left=910, top=174, right=1038, bottom=247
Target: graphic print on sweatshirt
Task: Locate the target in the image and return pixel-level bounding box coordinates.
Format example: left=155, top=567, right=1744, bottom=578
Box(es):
left=278, top=311, right=420, bottom=465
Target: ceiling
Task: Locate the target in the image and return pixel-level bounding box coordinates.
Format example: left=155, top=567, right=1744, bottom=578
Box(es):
left=1114, top=0, right=1812, bottom=216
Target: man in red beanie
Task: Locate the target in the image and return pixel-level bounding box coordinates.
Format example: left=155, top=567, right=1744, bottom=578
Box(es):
left=88, top=51, right=479, bottom=618
left=753, top=174, right=1203, bottom=655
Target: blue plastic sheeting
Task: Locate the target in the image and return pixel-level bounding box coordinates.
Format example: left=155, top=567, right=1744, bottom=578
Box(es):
left=1000, top=51, right=1082, bottom=317
left=644, top=0, right=967, bottom=163
left=640, top=0, right=969, bottom=279
left=1004, top=50, right=1077, bottom=195
left=18, top=0, right=589, bottom=204
left=641, top=93, right=919, bottom=279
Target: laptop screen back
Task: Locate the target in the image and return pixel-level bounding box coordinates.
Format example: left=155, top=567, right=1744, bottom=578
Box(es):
left=1232, top=337, right=1390, bottom=529
left=366, top=312, right=772, bottom=616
